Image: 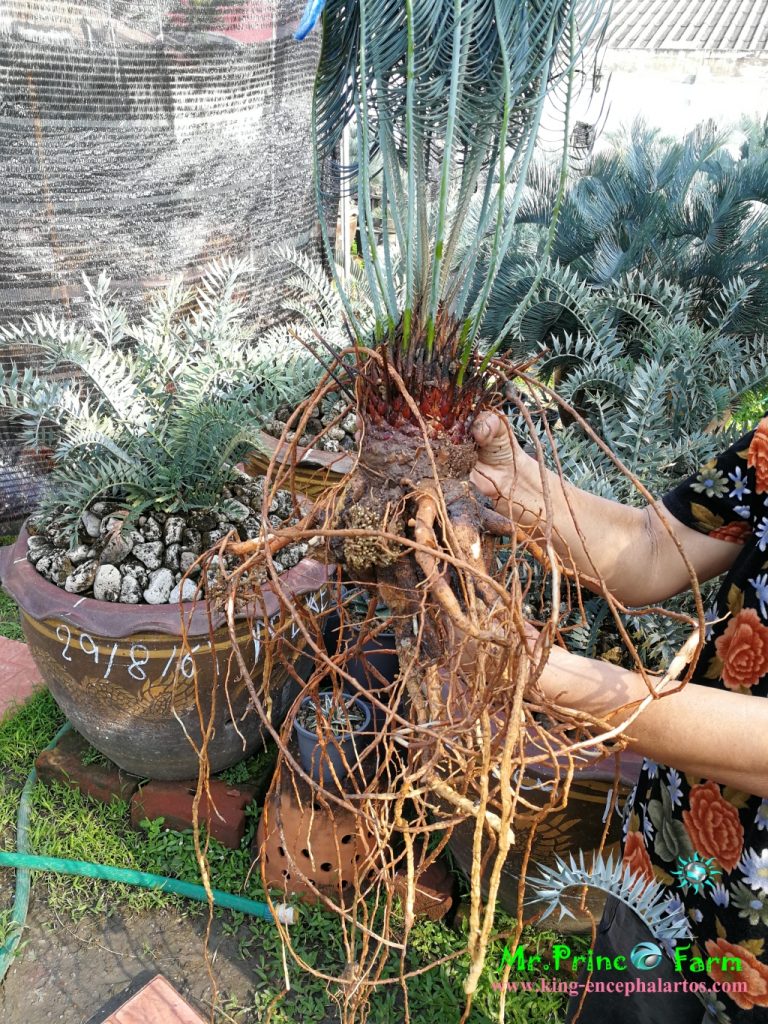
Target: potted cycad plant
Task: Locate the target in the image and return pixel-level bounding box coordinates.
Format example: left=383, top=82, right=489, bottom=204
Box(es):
left=294, top=687, right=372, bottom=788
left=0, top=259, right=329, bottom=779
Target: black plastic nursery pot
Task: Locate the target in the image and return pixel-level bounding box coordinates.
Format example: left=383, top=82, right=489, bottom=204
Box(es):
left=294, top=690, right=372, bottom=788
left=323, top=611, right=399, bottom=736
left=0, top=527, right=331, bottom=780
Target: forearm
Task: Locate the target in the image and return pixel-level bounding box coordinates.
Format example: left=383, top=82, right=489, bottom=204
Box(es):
left=487, top=452, right=660, bottom=604
left=543, top=646, right=768, bottom=798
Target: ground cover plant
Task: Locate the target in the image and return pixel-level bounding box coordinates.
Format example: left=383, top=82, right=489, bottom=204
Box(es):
left=171, top=3, right=707, bottom=1022
left=0, top=690, right=583, bottom=1022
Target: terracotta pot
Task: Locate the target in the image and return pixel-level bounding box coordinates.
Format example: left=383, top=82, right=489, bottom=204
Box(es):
left=0, top=527, right=331, bottom=780
left=446, top=746, right=642, bottom=933
left=256, top=761, right=376, bottom=903
left=245, top=429, right=356, bottom=499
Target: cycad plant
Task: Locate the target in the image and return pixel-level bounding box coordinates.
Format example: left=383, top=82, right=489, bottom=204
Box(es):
left=499, top=267, right=768, bottom=667
left=0, top=259, right=322, bottom=539
left=297, top=0, right=605, bottom=567
left=214, top=4, right=703, bottom=1021
left=464, top=123, right=768, bottom=670
left=477, top=118, right=768, bottom=354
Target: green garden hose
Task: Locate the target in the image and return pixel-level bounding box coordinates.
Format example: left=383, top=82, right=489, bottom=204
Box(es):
left=0, top=851, right=294, bottom=924
left=0, top=723, right=293, bottom=985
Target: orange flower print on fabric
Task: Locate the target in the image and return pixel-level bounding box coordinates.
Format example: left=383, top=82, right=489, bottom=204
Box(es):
left=622, top=830, right=655, bottom=888
left=747, top=416, right=768, bottom=494
left=709, top=520, right=752, bottom=544
left=705, top=938, right=768, bottom=1011
left=682, top=781, right=744, bottom=873
left=715, top=607, right=768, bottom=691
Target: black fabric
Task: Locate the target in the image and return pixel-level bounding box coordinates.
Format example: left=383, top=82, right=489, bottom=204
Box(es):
left=565, top=896, right=705, bottom=1023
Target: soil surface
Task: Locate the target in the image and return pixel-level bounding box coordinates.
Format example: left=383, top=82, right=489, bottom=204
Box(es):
left=0, top=900, right=272, bottom=1024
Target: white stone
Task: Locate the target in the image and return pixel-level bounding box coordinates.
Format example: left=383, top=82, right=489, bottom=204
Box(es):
left=67, top=544, right=93, bottom=565
left=48, top=553, right=70, bottom=585
left=119, top=576, right=142, bottom=604
left=27, top=537, right=53, bottom=564
left=34, top=555, right=53, bottom=577
left=164, top=543, right=180, bottom=571
left=341, top=413, right=358, bottom=435
left=143, top=568, right=175, bottom=605
left=164, top=516, right=185, bottom=545
left=93, top=564, right=121, bottom=602
left=64, top=559, right=98, bottom=594
left=81, top=511, right=102, bottom=538
left=100, top=531, right=134, bottom=566
left=142, top=516, right=162, bottom=541
left=133, top=541, right=164, bottom=569
left=179, top=550, right=199, bottom=573
left=168, top=579, right=199, bottom=604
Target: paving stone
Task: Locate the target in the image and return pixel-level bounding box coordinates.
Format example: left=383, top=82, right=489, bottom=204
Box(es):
left=35, top=730, right=141, bottom=804
left=102, top=973, right=207, bottom=1024
left=0, top=637, right=42, bottom=718
left=130, top=778, right=256, bottom=849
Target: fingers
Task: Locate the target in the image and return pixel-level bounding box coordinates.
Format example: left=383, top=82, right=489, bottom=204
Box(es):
left=472, top=411, right=518, bottom=472
left=471, top=410, right=503, bottom=446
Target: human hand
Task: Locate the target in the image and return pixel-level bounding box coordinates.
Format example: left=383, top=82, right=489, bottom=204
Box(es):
left=470, top=410, right=524, bottom=505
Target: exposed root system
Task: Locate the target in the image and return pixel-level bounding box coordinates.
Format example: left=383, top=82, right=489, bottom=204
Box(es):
left=179, top=345, right=705, bottom=1024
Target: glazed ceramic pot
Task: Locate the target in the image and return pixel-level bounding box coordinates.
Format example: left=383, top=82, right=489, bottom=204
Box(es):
left=446, top=744, right=642, bottom=933
left=0, top=527, right=331, bottom=780
left=246, top=429, right=355, bottom=499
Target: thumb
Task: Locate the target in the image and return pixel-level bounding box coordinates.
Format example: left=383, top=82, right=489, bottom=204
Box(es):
left=472, top=411, right=502, bottom=447
left=472, top=410, right=518, bottom=470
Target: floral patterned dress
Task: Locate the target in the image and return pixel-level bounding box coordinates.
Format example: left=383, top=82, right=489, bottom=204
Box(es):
left=621, top=416, right=768, bottom=1023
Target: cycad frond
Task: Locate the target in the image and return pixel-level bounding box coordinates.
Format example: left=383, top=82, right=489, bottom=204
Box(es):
left=303, top=0, right=606, bottom=364
left=527, top=849, right=691, bottom=943
left=0, top=263, right=322, bottom=536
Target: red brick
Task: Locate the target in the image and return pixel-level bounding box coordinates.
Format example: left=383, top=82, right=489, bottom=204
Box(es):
left=394, top=858, right=455, bottom=921
left=104, top=974, right=207, bottom=1024
left=130, top=779, right=255, bottom=849
left=36, top=731, right=140, bottom=804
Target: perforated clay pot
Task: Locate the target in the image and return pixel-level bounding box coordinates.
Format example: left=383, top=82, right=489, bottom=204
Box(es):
left=256, top=770, right=377, bottom=903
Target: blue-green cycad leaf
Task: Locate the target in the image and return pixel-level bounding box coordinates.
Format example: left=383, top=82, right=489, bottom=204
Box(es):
left=308, top=0, right=607, bottom=352
left=527, top=850, right=691, bottom=943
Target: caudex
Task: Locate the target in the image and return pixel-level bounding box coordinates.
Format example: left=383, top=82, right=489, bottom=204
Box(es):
left=184, top=2, right=706, bottom=1021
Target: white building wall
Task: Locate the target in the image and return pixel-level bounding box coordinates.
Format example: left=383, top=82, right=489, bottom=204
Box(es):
left=597, top=50, right=768, bottom=140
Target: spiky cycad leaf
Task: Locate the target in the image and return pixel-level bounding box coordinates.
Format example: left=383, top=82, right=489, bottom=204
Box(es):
left=303, top=0, right=606, bottom=371
left=0, top=259, right=324, bottom=537
left=527, top=850, right=691, bottom=943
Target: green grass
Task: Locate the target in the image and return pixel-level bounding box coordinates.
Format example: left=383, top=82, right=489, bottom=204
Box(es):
left=0, top=690, right=580, bottom=1022
left=0, top=534, right=22, bottom=642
